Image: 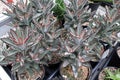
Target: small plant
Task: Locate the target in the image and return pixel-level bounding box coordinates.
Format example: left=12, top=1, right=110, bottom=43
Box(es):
left=0, top=0, right=120, bottom=79
left=99, top=67, right=120, bottom=80
left=52, top=0, right=66, bottom=20
left=106, top=68, right=120, bottom=80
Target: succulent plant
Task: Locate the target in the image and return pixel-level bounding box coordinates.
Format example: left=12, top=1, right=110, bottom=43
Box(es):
left=106, top=68, right=120, bottom=80
left=52, top=0, right=66, bottom=20
left=0, top=27, right=44, bottom=78
left=0, top=0, right=120, bottom=79
left=91, top=5, right=120, bottom=45
left=99, top=67, right=120, bottom=80
left=1, top=0, right=33, bottom=28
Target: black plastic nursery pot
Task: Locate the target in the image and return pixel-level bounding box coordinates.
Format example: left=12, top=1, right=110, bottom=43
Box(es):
left=3, top=62, right=62, bottom=80
left=87, top=0, right=113, bottom=12
left=3, top=62, right=91, bottom=80
left=90, top=0, right=113, bottom=7
left=41, top=61, right=91, bottom=80
left=61, top=63, right=91, bottom=80
left=2, top=65, right=15, bottom=80
left=88, top=42, right=120, bottom=80
left=42, top=61, right=64, bottom=80
left=2, top=42, right=120, bottom=80
left=88, top=3, right=101, bottom=12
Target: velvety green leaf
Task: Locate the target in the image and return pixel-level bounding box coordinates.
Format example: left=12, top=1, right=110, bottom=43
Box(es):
left=0, top=61, right=8, bottom=65
left=12, top=63, right=21, bottom=71
left=1, top=38, right=18, bottom=48
left=76, top=23, right=82, bottom=36
left=47, top=54, right=52, bottom=61
left=69, top=27, right=76, bottom=36
left=27, top=69, right=34, bottom=77
left=38, top=52, right=47, bottom=60
left=54, top=29, right=63, bottom=38
left=9, top=29, right=18, bottom=42
left=8, top=50, right=18, bottom=56
left=17, top=66, right=26, bottom=75
left=33, top=13, right=43, bottom=19
left=33, top=63, right=39, bottom=70
left=0, top=55, right=5, bottom=62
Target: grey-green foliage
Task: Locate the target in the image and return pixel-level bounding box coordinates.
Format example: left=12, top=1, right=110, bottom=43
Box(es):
left=0, top=27, right=44, bottom=76
left=0, top=0, right=63, bottom=77
left=2, top=0, right=33, bottom=28
left=63, top=0, right=99, bottom=60
left=62, top=0, right=95, bottom=77
left=0, top=0, right=120, bottom=79
left=63, top=0, right=120, bottom=77
left=30, top=0, right=56, bottom=32
left=91, top=6, right=120, bottom=45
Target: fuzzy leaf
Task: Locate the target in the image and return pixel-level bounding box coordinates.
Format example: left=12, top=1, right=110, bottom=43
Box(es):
left=12, top=63, right=21, bottom=71
left=1, top=38, right=18, bottom=49
left=0, top=55, right=5, bottom=62
left=8, top=50, right=19, bottom=56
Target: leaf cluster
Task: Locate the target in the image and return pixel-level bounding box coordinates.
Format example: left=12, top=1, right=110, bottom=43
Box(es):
left=106, top=68, right=120, bottom=80
left=0, top=0, right=120, bottom=79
